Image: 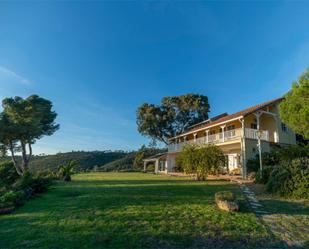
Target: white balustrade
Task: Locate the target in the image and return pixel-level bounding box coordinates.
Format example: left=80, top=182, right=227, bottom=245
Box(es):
left=168, top=128, right=269, bottom=152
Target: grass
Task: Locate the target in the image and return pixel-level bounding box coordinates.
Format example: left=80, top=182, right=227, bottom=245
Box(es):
left=250, top=183, right=309, bottom=247
left=0, top=173, right=286, bottom=249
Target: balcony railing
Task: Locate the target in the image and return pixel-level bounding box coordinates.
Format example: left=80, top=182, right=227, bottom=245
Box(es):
left=245, top=128, right=269, bottom=141
left=168, top=128, right=269, bottom=152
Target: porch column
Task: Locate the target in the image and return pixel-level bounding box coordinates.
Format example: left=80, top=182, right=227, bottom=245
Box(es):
left=274, top=116, right=280, bottom=143
left=205, top=130, right=209, bottom=144
left=254, top=112, right=261, bottom=131
left=143, top=161, right=147, bottom=172
left=155, top=159, right=159, bottom=174
left=240, top=118, right=247, bottom=179
left=220, top=125, right=226, bottom=142
left=254, top=112, right=263, bottom=176
left=176, top=138, right=179, bottom=151
left=193, top=133, right=197, bottom=143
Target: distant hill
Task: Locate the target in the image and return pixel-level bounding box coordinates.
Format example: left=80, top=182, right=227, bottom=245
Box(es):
left=0, top=148, right=167, bottom=173
left=28, top=151, right=128, bottom=172
left=99, top=152, right=137, bottom=172
left=99, top=148, right=167, bottom=172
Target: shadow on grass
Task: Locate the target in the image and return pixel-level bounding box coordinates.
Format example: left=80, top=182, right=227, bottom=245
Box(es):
left=0, top=212, right=297, bottom=249
left=259, top=199, right=309, bottom=215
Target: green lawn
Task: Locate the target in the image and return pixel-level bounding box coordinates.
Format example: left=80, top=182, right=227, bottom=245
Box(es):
left=0, top=173, right=283, bottom=249
left=251, top=184, right=309, bottom=247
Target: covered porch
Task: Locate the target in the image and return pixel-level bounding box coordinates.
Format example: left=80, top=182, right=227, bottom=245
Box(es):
left=143, top=153, right=167, bottom=174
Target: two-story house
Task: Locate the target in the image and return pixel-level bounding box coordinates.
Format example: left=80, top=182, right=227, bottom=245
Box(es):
left=162, top=97, right=296, bottom=178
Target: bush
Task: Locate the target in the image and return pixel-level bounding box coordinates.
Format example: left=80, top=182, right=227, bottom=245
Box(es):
left=36, top=170, right=59, bottom=180
left=254, top=166, right=274, bottom=184
left=0, top=190, right=26, bottom=207
left=215, top=191, right=235, bottom=202
left=248, top=145, right=308, bottom=174
left=247, top=152, right=280, bottom=173
left=0, top=169, right=53, bottom=215
left=14, top=172, right=51, bottom=194
left=0, top=161, right=19, bottom=187
left=176, top=144, right=226, bottom=181
left=266, top=158, right=309, bottom=199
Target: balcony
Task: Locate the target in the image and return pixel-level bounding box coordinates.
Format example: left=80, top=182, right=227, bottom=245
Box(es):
left=168, top=128, right=269, bottom=153
left=245, top=128, right=269, bottom=141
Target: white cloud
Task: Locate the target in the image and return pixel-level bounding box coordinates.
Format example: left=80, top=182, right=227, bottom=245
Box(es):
left=0, top=66, right=31, bottom=86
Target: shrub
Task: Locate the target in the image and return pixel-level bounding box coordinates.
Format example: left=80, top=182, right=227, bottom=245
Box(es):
left=247, top=151, right=280, bottom=173
left=145, top=163, right=155, bottom=172
left=255, top=166, right=274, bottom=184
left=0, top=190, right=26, bottom=207
left=36, top=170, right=59, bottom=180
left=266, top=158, right=309, bottom=199
left=0, top=161, right=19, bottom=187
left=249, top=145, right=308, bottom=174
left=14, top=172, right=51, bottom=194
left=176, top=144, right=226, bottom=181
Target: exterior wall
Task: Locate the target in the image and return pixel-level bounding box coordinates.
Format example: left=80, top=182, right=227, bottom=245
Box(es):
left=167, top=153, right=176, bottom=172
left=270, top=104, right=296, bottom=145
left=244, top=114, right=257, bottom=128
left=245, top=138, right=270, bottom=162
left=219, top=142, right=242, bottom=155
left=277, top=120, right=297, bottom=145
left=244, top=103, right=296, bottom=145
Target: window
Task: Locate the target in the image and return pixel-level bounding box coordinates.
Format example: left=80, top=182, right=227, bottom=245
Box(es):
left=251, top=123, right=257, bottom=129
left=281, top=122, right=287, bottom=132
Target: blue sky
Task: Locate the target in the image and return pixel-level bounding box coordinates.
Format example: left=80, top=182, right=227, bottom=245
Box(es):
left=0, top=1, right=308, bottom=154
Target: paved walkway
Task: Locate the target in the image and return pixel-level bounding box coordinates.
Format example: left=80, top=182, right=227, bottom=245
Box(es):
left=239, top=184, right=304, bottom=248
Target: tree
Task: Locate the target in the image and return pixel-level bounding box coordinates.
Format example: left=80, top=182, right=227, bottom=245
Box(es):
left=176, top=144, right=226, bottom=181
left=133, top=145, right=146, bottom=169
left=137, top=94, right=210, bottom=144
left=280, top=68, right=309, bottom=139
left=0, top=95, right=59, bottom=175
left=58, top=160, right=77, bottom=181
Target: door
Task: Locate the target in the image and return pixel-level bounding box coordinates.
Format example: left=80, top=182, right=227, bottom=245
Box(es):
left=228, top=154, right=238, bottom=171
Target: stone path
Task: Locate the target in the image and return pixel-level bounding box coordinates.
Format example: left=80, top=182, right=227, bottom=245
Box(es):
left=239, top=184, right=270, bottom=216
left=239, top=184, right=304, bottom=248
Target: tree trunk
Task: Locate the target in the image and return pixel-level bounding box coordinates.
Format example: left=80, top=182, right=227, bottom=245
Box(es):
left=20, top=141, right=29, bottom=174
left=20, top=141, right=33, bottom=175
left=9, top=141, right=23, bottom=176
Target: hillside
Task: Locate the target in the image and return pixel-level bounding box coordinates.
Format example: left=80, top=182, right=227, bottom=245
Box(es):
left=99, top=152, right=137, bottom=171
left=28, top=151, right=128, bottom=172
left=0, top=148, right=167, bottom=173
left=99, top=147, right=167, bottom=172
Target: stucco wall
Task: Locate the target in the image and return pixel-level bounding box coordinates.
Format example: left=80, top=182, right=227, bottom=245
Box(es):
left=245, top=139, right=270, bottom=161
left=167, top=154, right=176, bottom=172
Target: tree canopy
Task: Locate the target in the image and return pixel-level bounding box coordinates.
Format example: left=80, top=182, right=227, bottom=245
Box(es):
left=280, top=68, right=309, bottom=139
left=136, top=94, right=210, bottom=144
left=0, top=95, right=59, bottom=175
